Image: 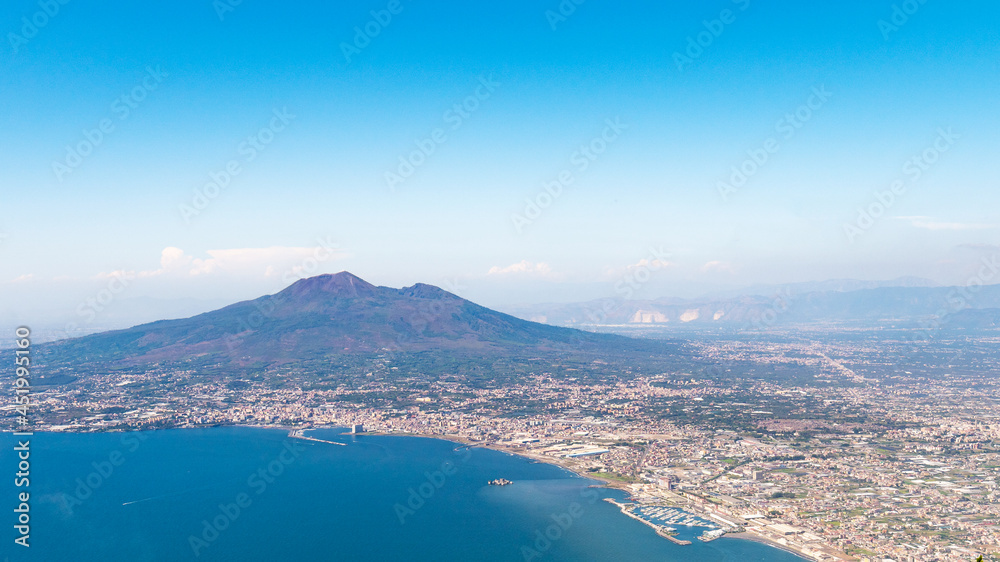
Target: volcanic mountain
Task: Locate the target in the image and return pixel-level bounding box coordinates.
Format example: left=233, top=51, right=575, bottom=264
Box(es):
left=39, top=272, right=683, bottom=375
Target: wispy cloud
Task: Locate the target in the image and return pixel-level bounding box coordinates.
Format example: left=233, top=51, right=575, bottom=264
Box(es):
left=95, top=246, right=347, bottom=280
left=603, top=257, right=674, bottom=279
left=957, top=243, right=1000, bottom=252
left=701, top=260, right=734, bottom=274
left=897, top=216, right=999, bottom=231
left=629, top=257, right=673, bottom=271
left=486, top=260, right=558, bottom=278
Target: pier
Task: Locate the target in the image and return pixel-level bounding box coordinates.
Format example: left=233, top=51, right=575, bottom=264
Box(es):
left=289, top=429, right=346, bottom=446
left=659, top=532, right=692, bottom=546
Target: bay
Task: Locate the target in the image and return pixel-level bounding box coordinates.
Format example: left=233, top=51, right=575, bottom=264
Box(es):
left=2, top=427, right=807, bottom=561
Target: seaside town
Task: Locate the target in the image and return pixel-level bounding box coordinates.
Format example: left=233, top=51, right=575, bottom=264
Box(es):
left=7, top=333, right=1000, bottom=562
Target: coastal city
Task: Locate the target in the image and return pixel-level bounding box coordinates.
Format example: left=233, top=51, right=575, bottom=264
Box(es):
left=5, top=0, right=997, bottom=559
left=8, top=331, right=999, bottom=562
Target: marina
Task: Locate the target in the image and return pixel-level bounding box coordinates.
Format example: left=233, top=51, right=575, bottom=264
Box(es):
left=634, top=505, right=717, bottom=529
left=604, top=499, right=706, bottom=546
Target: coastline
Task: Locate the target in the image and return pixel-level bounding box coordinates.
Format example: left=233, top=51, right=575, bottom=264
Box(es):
left=11, top=424, right=817, bottom=560
left=726, top=532, right=816, bottom=561
left=478, top=437, right=814, bottom=560
left=327, top=428, right=814, bottom=561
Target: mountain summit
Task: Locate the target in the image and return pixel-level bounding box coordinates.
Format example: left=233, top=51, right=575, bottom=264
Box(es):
left=41, top=273, right=680, bottom=376
left=285, top=271, right=378, bottom=300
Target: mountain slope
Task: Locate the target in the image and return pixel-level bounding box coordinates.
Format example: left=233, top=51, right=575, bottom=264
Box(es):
left=39, top=272, right=682, bottom=372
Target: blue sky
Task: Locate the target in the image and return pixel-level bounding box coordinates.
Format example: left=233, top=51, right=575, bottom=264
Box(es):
left=2, top=0, right=999, bottom=335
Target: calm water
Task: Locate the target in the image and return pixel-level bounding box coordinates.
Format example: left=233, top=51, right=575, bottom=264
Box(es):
left=2, top=427, right=806, bottom=561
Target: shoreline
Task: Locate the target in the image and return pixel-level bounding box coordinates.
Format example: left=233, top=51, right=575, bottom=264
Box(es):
left=323, top=428, right=814, bottom=561
left=10, top=425, right=818, bottom=560
left=725, top=532, right=817, bottom=561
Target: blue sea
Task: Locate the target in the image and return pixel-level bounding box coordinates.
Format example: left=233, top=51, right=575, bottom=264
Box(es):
left=2, top=427, right=806, bottom=561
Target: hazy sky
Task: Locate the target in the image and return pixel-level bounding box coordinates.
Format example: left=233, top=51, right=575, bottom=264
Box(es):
left=2, top=0, right=999, bottom=336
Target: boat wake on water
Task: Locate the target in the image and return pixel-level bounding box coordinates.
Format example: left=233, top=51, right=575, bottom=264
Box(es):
left=122, top=484, right=217, bottom=506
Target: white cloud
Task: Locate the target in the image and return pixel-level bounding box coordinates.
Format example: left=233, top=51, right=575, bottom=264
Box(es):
left=603, top=257, right=674, bottom=279
left=487, top=260, right=557, bottom=278
left=96, top=245, right=346, bottom=280
left=11, top=274, right=34, bottom=283
left=630, top=258, right=673, bottom=270
left=701, top=260, right=734, bottom=274
left=95, top=269, right=136, bottom=281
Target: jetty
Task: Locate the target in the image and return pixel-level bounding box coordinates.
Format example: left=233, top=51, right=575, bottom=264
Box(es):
left=657, top=528, right=692, bottom=545
left=289, top=429, right=346, bottom=446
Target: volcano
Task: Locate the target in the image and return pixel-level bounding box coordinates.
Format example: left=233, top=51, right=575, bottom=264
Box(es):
left=38, top=272, right=684, bottom=376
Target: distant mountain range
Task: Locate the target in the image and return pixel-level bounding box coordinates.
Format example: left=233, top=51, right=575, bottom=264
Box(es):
left=38, top=272, right=684, bottom=377
left=503, top=281, right=1000, bottom=331
left=696, top=276, right=940, bottom=300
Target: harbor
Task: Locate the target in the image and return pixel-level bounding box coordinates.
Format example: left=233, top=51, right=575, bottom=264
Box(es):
left=604, top=499, right=702, bottom=546
left=633, top=505, right=716, bottom=529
